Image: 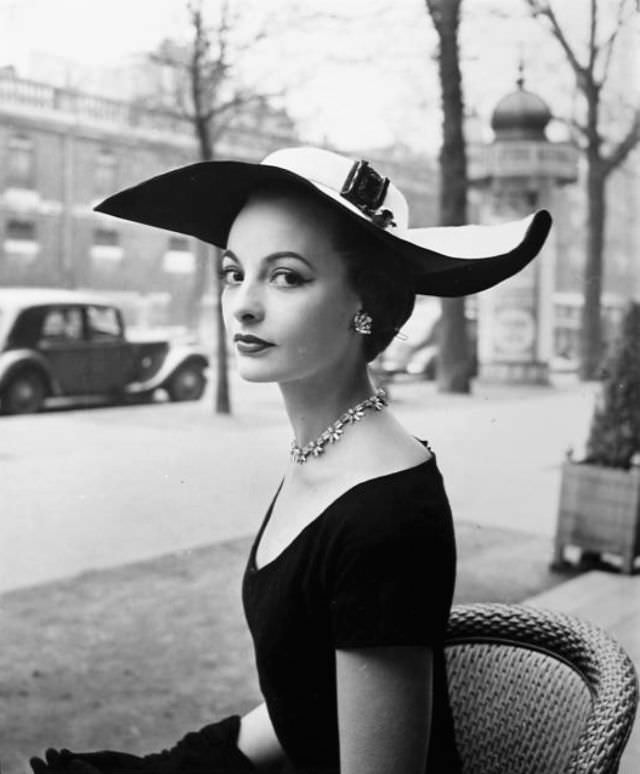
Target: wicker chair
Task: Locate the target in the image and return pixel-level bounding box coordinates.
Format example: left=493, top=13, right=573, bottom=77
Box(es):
left=445, top=603, right=638, bottom=774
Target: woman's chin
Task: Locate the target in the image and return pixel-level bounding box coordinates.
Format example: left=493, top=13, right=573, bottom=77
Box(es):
left=234, top=362, right=281, bottom=383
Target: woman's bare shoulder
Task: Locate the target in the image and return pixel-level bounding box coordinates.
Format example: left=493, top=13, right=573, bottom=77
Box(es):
left=351, top=409, right=431, bottom=472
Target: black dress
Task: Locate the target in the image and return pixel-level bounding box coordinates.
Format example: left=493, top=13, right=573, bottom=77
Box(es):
left=242, top=452, right=462, bottom=774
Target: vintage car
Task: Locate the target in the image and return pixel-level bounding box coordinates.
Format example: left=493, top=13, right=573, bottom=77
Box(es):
left=377, top=296, right=478, bottom=380
left=0, top=288, right=209, bottom=415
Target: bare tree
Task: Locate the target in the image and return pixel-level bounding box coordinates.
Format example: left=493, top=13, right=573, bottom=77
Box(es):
left=425, top=0, right=472, bottom=393
left=148, top=0, right=286, bottom=414
left=525, top=0, right=640, bottom=380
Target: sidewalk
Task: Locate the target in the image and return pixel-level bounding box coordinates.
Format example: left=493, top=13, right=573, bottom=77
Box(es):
left=0, top=371, right=598, bottom=592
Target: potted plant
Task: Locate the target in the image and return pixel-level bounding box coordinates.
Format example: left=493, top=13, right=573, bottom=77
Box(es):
left=553, top=301, right=640, bottom=574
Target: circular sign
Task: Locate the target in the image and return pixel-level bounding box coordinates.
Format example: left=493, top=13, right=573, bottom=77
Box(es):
left=493, top=307, right=535, bottom=356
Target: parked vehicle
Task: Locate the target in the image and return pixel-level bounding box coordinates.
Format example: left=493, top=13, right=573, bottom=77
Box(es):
left=0, top=288, right=209, bottom=415
left=377, top=297, right=441, bottom=377
left=378, top=297, right=477, bottom=379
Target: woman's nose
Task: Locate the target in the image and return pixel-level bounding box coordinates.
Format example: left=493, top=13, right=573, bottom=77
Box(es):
left=231, top=279, right=265, bottom=324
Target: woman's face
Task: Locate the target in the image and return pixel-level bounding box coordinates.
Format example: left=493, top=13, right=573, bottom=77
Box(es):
left=221, top=193, right=364, bottom=385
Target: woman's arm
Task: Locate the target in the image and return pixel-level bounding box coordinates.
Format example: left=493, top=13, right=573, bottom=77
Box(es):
left=236, top=702, right=286, bottom=771
left=336, top=646, right=434, bottom=774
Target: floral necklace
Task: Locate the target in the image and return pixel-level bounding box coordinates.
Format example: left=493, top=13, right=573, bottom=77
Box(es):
left=290, top=387, right=388, bottom=464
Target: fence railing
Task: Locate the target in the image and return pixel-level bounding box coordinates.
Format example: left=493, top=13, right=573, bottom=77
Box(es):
left=0, top=74, right=193, bottom=135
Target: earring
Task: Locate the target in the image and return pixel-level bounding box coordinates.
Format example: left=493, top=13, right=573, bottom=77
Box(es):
left=352, top=310, right=373, bottom=335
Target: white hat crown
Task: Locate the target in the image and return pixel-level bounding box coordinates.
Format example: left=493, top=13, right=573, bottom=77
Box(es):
left=261, top=147, right=410, bottom=232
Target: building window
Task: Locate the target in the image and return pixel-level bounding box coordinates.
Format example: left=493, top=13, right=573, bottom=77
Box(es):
left=3, top=218, right=39, bottom=258
left=94, top=228, right=119, bottom=246
left=163, top=234, right=194, bottom=274
left=90, top=228, right=123, bottom=261
left=95, top=148, right=117, bottom=195
left=6, top=220, right=35, bottom=240
left=7, top=135, right=35, bottom=188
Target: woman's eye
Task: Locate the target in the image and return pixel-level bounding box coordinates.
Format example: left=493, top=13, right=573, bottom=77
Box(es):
left=220, top=266, right=243, bottom=286
left=271, top=269, right=306, bottom=288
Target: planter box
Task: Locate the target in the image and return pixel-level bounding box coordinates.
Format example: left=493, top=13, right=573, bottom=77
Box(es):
left=553, top=461, right=640, bottom=574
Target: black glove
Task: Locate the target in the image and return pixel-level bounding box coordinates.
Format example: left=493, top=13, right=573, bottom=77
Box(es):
left=30, top=714, right=256, bottom=774
left=30, top=748, right=126, bottom=774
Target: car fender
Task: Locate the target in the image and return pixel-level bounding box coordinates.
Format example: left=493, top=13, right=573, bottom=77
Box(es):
left=0, top=349, right=59, bottom=395
left=125, top=346, right=209, bottom=394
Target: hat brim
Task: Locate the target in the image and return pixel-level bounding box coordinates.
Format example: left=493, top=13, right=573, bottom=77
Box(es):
left=94, top=160, right=552, bottom=297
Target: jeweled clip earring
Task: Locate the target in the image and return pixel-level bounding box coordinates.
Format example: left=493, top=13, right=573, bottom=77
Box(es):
left=352, top=310, right=373, bottom=335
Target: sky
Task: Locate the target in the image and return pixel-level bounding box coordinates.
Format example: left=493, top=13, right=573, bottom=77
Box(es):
left=0, top=0, right=636, bottom=153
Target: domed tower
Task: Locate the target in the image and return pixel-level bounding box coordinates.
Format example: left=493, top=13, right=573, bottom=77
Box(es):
left=491, top=71, right=552, bottom=142
left=469, top=66, right=578, bottom=385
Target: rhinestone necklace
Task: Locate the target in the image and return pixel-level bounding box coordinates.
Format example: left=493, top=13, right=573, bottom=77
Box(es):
left=290, top=387, right=388, bottom=464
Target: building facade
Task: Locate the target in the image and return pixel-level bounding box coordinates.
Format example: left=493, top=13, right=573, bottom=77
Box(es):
left=0, top=72, right=301, bottom=326
left=0, top=71, right=439, bottom=329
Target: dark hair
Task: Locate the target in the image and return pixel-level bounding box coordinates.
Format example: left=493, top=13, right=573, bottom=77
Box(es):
left=329, top=218, right=416, bottom=362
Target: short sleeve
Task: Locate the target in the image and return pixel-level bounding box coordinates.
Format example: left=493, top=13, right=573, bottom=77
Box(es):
left=328, top=501, right=455, bottom=649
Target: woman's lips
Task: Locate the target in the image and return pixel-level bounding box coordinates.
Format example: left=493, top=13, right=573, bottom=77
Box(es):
left=234, top=334, right=275, bottom=354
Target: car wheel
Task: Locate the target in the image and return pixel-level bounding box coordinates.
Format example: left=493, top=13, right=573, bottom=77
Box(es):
left=167, top=365, right=206, bottom=402
left=1, top=369, right=47, bottom=415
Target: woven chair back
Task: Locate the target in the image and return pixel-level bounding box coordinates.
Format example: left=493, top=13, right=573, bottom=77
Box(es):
left=445, top=604, right=638, bottom=774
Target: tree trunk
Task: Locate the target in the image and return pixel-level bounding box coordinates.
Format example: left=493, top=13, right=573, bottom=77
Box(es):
left=186, top=246, right=208, bottom=330
left=212, top=246, right=231, bottom=414
left=524, top=3, right=640, bottom=381
left=190, top=113, right=214, bottom=335
left=194, top=114, right=232, bottom=414
left=580, top=156, right=606, bottom=380
left=439, top=297, right=472, bottom=391
left=578, top=75, right=605, bottom=382
left=427, top=0, right=471, bottom=394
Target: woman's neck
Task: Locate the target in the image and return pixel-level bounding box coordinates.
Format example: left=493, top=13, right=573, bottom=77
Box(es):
left=279, top=364, right=375, bottom=449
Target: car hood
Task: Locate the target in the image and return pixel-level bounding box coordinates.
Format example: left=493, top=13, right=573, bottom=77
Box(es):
left=126, top=326, right=201, bottom=346
left=126, top=333, right=170, bottom=346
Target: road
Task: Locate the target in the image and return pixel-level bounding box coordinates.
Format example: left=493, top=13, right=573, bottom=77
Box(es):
left=0, top=373, right=597, bottom=593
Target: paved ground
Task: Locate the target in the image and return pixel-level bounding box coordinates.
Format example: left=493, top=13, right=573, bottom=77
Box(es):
left=3, top=372, right=638, bottom=772
left=1, top=372, right=598, bottom=593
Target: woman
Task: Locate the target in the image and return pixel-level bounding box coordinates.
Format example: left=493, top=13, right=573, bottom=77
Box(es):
left=31, top=147, right=551, bottom=774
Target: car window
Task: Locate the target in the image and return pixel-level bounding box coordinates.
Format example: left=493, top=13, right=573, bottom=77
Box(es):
left=7, top=307, right=44, bottom=348
left=40, top=307, right=84, bottom=343
left=86, top=306, right=122, bottom=340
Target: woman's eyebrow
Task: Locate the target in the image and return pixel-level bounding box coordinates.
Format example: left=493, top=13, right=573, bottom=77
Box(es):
left=222, top=249, right=313, bottom=269
left=265, top=252, right=313, bottom=269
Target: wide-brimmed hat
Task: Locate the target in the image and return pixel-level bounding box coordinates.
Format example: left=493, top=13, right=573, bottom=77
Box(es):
left=94, top=146, right=552, bottom=297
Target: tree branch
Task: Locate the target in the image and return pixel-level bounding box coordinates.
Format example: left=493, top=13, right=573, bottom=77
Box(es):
left=214, top=0, right=232, bottom=78
left=588, top=0, right=598, bottom=76
left=202, top=88, right=285, bottom=125
left=597, top=0, right=635, bottom=87
left=524, top=0, right=588, bottom=87
left=424, top=0, right=444, bottom=36
left=602, top=108, right=640, bottom=176
left=554, top=114, right=590, bottom=142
